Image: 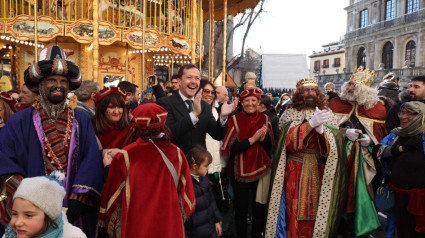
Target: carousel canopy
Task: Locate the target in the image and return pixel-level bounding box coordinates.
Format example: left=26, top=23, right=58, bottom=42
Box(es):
left=202, top=0, right=261, bottom=21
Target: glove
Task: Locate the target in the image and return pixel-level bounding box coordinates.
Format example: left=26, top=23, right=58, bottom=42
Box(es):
left=346, top=129, right=360, bottom=141
left=357, top=134, right=372, bottom=146
left=309, top=107, right=332, bottom=129
left=402, top=135, right=423, bottom=152
left=66, top=199, right=85, bottom=223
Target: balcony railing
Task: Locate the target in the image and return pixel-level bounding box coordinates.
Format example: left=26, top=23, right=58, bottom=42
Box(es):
left=322, top=64, right=329, bottom=68
left=332, top=63, right=340, bottom=67
left=315, top=66, right=425, bottom=91
left=0, top=0, right=195, bottom=38
left=345, top=8, right=425, bottom=40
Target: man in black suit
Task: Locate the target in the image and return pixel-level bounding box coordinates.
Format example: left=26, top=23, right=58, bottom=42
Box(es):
left=157, top=64, right=233, bottom=154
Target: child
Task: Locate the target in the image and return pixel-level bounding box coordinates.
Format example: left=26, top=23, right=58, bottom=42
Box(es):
left=185, top=145, right=222, bottom=238
left=2, top=171, right=86, bottom=238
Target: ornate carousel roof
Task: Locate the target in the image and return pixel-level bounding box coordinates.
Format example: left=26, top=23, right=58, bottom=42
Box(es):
left=202, top=0, right=261, bottom=21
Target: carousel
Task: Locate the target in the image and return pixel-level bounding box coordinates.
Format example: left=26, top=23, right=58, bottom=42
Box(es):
left=0, top=0, right=260, bottom=91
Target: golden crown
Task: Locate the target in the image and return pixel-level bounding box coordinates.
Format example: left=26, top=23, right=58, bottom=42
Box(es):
left=296, top=78, right=318, bottom=88
left=349, top=66, right=377, bottom=87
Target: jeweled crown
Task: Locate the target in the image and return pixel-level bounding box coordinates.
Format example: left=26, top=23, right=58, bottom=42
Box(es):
left=349, top=66, right=377, bottom=87
left=296, top=78, right=318, bottom=88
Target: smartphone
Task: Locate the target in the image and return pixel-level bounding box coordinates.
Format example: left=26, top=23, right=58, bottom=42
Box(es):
left=148, top=75, right=156, bottom=85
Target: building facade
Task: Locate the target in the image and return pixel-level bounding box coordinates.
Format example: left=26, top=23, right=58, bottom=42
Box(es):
left=317, top=0, right=425, bottom=91
left=309, top=42, right=345, bottom=78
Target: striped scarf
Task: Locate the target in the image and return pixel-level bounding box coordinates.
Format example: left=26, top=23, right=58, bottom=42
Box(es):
left=37, top=104, right=73, bottom=174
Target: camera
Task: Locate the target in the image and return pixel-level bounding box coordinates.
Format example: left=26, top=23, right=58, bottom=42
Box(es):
left=148, top=75, right=156, bottom=85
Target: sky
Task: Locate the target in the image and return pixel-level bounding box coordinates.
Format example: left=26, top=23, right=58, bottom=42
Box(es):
left=233, top=0, right=348, bottom=57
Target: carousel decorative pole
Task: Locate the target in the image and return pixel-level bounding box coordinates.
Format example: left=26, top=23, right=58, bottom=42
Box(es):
left=208, top=0, right=214, bottom=82
left=199, top=0, right=203, bottom=72
left=34, top=0, right=38, bottom=59
left=142, top=0, right=147, bottom=91
left=167, top=0, right=172, bottom=35
left=221, top=0, right=227, bottom=86
left=125, top=43, right=129, bottom=83
left=93, top=0, right=100, bottom=87
left=190, top=0, right=197, bottom=64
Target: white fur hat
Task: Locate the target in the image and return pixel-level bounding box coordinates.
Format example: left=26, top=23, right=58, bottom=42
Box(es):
left=13, top=171, right=66, bottom=219
left=245, top=72, right=256, bottom=80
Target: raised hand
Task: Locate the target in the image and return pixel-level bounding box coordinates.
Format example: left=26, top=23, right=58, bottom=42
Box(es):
left=309, top=107, right=332, bottom=134
left=193, top=89, right=202, bottom=117
left=221, top=100, right=237, bottom=120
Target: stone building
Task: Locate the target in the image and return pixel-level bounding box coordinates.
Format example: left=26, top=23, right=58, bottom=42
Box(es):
left=232, top=48, right=261, bottom=86
left=317, top=0, right=425, bottom=91
left=309, top=42, right=345, bottom=78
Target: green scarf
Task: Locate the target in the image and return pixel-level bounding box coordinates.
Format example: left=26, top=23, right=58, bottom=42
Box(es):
left=391, top=101, right=425, bottom=137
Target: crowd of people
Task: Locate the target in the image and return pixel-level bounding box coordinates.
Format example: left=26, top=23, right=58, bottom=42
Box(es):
left=0, top=45, right=424, bottom=238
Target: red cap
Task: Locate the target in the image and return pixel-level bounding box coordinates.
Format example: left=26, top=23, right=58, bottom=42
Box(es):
left=94, top=87, right=126, bottom=105
left=131, top=103, right=168, bottom=129
left=0, top=92, right=24, bottom=113
left=239, top=87, right=263, bottom=101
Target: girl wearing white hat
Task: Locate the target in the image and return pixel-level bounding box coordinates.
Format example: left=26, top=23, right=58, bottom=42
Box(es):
left=2, top=171, right=86, bottom=238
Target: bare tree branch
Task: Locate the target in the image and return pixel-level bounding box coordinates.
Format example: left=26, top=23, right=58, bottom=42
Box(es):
left=203, top=1, right=265, bottom=80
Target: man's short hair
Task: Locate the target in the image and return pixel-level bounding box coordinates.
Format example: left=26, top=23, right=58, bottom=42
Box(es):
left=171, top=75, right=179, bottom=81
left=411, top=76, right=425, bottom=84
left=177, top=64, right=199, bottom=79
left=117, top=81, right=137, bottom=94
left=74, top=80, right=99, bottom=101
left=7, top=90, right=18, bottom=94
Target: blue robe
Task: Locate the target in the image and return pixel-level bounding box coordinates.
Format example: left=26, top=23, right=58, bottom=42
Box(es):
left=0, top=107, right=103, bottom=237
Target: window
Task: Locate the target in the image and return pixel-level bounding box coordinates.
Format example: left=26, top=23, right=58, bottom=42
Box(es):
left=382, top=42, right=394, bottom=69
left=407, top=0, right=419, bottom=13
left=405, top=40, right=416, bottom=67
left=323, top=59, right=329, bottom=68
left=333, top=58, right=341, bottom=67
left=357, top=47, right=366, bottom=68
left=314, top=61, right=320, bottom=72
left=359, top=9, right=368, bottom=28
left=385, top=0, right=396, bottom=20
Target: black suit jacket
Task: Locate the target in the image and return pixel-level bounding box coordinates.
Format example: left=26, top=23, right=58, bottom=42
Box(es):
left=157, top=92, right=228, bottom=154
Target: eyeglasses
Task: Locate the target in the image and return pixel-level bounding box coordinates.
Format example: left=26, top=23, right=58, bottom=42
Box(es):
left=202, top=89, right=215, bottom=95
left=398, top=110, right=418, bottom=118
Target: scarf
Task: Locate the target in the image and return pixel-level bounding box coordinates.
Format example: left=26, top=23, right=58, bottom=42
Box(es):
left=221, top=111, right=274, bottom=182
left=391, top=101, right=425, bottom=137
left=5, top=213, right=64, bottom=238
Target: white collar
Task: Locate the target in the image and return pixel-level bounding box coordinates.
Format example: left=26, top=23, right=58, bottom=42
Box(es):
left=178, top=90, right=193, bottom=102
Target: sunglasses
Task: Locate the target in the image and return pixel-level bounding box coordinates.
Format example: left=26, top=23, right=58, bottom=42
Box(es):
left=202, top=89, right=216, bottom=95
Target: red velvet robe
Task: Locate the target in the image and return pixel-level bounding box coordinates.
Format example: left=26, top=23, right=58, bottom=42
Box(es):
left=328, top=98, right=387, bottom=143
left=98, top=138, right=196, bottom=238
left=221, top=111, right=274, bottom=182
left=285, top=121, right=330, bottom=237
left=96, top=123, right=133, bottom=149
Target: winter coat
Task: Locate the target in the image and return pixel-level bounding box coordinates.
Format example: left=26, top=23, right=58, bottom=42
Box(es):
left=262, top=109, right=279, bottom=147
left=206, top=103, right=225, bottom=173
left=185, top=176, right=222, bottom=238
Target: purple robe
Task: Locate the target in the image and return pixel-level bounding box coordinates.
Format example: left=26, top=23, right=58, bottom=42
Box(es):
left=0, top=107, right=103, bottom=237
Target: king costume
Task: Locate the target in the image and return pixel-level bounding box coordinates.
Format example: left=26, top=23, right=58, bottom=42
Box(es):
left=328, top=67, right=387, bottom=236
left=98, top=104, right=196, bottom=238
left=265, top=79, right=347, bottom=238
left=0, top=46, right=103, bottom=238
